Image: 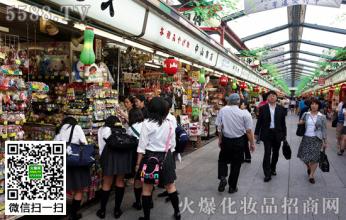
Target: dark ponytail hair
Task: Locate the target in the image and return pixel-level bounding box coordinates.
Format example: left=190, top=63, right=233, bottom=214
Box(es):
left=104, top=115, right=121, bottom=129
left=56, top=117, right=77, bottom=134
left=148, top=97, right=169, bottom=126
left=128, top=108, right=144, bottom=126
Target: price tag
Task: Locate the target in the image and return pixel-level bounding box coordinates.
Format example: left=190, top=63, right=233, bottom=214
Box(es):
left=23, top=118, right=26, bottom=123
left=15, top=121, right=20, bottom=125
left=3, top=121, right=7, bottom=126
left=99, top=82, right=103, bottom=87
left=1, top=134, right=7, bottom=139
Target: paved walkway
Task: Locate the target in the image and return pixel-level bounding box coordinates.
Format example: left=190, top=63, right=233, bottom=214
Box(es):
left=81, top=114, right=346, bottom=220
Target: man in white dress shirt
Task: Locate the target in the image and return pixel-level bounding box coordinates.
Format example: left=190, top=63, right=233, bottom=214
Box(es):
left=215, top=93, right=255, bottom=194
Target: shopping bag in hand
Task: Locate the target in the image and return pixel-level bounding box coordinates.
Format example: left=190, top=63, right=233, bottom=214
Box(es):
left=319, top=150, right=329, bottom=172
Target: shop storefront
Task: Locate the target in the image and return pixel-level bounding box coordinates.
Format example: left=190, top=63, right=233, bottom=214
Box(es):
left=0, top=0, right=279, bottom=218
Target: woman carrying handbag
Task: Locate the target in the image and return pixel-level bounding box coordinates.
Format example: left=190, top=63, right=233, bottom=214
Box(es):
left=96, top=116, right=135, bottom=219
left=297, top=98, right=327, bottom=184
left=135, top=97, right=181, bottom=220
left=54, top=117, right=90, bottom=220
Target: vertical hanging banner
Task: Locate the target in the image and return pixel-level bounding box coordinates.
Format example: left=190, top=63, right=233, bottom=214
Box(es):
left=244, top=0, right=342, bottom=14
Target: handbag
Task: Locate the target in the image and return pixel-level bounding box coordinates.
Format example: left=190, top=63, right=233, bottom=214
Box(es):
left=296, top=124, right=306, bottom=137
left=332, top=117, right=338, bottom=127
left=319, top=150, right=329, bottom=172
left=296, top=113, right=307, bottom=136
left=105, top=127, right=138, bottom=151
left=66, top=125, right=96, bottom=167
left=282, top=140, right=291, bottom=160
left=140, top=122, right=173, bottom=185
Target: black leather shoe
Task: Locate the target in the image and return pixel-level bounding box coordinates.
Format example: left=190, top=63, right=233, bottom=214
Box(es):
left=264, top=176, right=272, bottom=182
left=174, top=211, right=181, bottom=220
left=228, top=187, right=238, bottom=194
left=158, top=191, right=169, bottom=197
left=96, top=209, right=105, bottom=219
left=271, top=171, right=277, bottom=176
left=218, top=179, right=227, bottom=192
left=114, top=209, right=123, bottom=219
left=244, top=159, right=251, bottom=163
left=309, top=178, right=315, bottom=184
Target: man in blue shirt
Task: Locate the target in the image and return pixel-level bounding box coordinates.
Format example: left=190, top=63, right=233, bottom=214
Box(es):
left=299, top=97, right=306, bottom=114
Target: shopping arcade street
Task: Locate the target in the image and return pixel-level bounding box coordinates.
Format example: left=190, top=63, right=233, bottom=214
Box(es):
left=80, top=114, right=346, bottom=220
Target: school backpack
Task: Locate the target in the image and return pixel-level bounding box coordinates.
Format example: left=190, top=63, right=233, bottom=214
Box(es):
left=105, top=127, right=138, bottom=151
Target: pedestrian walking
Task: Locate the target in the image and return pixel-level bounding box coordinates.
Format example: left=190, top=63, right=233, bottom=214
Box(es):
left=297, top=98, right=327, bottom=184
left=255, top=91, right=287, bottom=182
left=240, top=99, right=252, bottom=163
left=336, top=97, right=346, bottom=155
left=216, top=93, right=255, bottom=193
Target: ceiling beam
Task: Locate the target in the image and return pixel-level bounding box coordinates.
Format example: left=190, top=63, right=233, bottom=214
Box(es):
left=300, top=40, right=342, bottom=50
left=222, top=10, right=246, bottom=22
left=277, top=67, right=315, bottom=73
left=241, top=24, right=290, bottom=42
left=265, top=39, right=341, bottom=50
left=299, top=50, right=334, bottom=59
left=303, top=23, right=346, bottom=35
left=271, top=57, right=319, bottom=65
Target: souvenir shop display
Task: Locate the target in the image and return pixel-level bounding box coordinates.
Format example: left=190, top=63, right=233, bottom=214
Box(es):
left=0, top=36, right=27, bottom=220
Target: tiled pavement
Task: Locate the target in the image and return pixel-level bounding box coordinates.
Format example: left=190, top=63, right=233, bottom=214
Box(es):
left=81, top=114, right=346, bottom=220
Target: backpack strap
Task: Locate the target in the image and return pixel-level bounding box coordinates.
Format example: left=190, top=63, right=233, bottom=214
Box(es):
left=130, top=125, right=140, bottom=138
left=164, top=122, right=173, bottom=153
left=67, top=125, right=75, bottom=145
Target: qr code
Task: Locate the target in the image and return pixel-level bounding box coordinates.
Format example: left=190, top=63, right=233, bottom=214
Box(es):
left=5, top=141, right=66, bottom=216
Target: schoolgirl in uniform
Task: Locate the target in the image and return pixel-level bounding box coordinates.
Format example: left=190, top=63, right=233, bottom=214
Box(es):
left=96, top=116, right=134, bottom=219
left=54, top=117, right=89, bottom=220
left=136, top=97, right=181, bottom=220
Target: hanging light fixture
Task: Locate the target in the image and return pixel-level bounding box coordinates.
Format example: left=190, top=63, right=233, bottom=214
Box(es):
left=80, top=27, right=96, bottom=66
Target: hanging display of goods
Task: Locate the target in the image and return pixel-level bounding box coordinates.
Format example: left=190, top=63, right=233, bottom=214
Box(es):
left=163, top=57, right=179, bottom=76
left=27, top=82, right=49, bottom=93
left=232, top=82, right=237, bottom=90
left=329, top=86, right=335, bottom=92
left=199, top=69, right=206, bottom=84
left=219, top=75, right=228, bottom=86
left=80, top=27, right=96, bottom=65
left=0, top=65, right=23, bottom=76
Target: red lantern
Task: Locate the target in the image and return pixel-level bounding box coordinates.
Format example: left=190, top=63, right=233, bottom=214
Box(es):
left=163, top=57, right=179, bottom=76
left=219, top=76, right=228, bottom=86
left=341, top=84, right=346, bottom=91
left=240, top=81, right=247, bottom=89
left=254, top=86, right=260, bottom=93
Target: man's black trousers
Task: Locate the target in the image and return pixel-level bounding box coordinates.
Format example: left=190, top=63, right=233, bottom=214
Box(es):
left=262, top=129, right=282, bottom=178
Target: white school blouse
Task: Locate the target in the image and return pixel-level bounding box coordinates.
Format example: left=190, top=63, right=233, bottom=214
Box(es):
left=97, top=127, right=112, bottom=156
left=137, top=119, right=176, bottom=154
left=54, top=124, right=87, bottom=145
left=126, top=122, right=143, bottom=140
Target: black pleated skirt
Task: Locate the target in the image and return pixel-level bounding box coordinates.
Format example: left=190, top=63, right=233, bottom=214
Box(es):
left=100, top=147, right=134, bottom=176
left=136, top=150, right=176, bottom=186
left=67, top=166, right=91, bottom=191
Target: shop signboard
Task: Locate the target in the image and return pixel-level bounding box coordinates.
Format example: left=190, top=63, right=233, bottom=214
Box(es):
left=143, top=12, right=219, bottom=67
left=244, top=0, right=342, bottom=14
left=47, top=0, right=146, bottom=36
